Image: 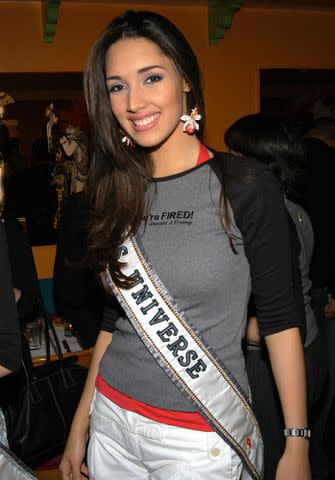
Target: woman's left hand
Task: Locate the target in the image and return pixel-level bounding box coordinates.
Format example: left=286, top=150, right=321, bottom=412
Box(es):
left=275, top=442, right=311, bottom=480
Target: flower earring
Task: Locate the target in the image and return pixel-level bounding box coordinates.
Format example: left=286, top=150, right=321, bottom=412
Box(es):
left=119, top=129, right=134, bottom=147
left=180, top=107, right=202, bottom=135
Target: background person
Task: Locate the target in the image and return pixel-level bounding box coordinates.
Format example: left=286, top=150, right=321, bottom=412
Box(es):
left=224, top=113, right=326, bottom=480
left=0, top=120, right=41, bottom=328
left=0, top=155, right=21, bottom=378
left=300, top=117, right=335, bottom=479
left=0, top=136, right=19, bottom=386
left=0, top=222, right=21, bottom=378
left=53, top=191, right=120, bottom=348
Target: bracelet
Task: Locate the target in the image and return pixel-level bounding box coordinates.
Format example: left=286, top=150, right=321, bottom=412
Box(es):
left=284, top=428, right=311, bottom=439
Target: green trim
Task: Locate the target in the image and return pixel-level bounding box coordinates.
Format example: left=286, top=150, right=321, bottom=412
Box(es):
left=42, top=0, right=61, bottom=44
left=208, top=0, right=244, bottom=45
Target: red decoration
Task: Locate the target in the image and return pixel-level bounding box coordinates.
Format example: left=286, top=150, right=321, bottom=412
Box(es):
left=57, top=96, right=89, bottom=134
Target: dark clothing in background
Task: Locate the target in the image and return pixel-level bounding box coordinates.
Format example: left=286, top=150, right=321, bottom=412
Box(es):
left=4, top=216, right=40, bottom=325
left=0, top=121, right=10, bottom=158
left=0, top=221, right=21, bottom=372
left=246, top=334, right=325, bottom=480
left=297, top=137, right=335, bottom=479
left=245, top=203, right=325, bottom=479
left=6, top=162, right=58, bottom=246
left=53, top=193, right=119, bottom=348
left=301, top=138, right=335, bottom=292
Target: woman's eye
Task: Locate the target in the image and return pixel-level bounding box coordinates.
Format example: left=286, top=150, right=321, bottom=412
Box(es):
left=145, top=75, right=163, bottom=85
left=108, top=84, right=125, bottom=93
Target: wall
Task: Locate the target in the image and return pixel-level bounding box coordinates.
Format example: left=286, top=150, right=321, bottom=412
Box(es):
left=1, top=3, right=334, bottom=148
left=32, top=245, right=56, bottom=279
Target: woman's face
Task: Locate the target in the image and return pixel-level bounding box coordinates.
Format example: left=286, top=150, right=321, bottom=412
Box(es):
left=105, top=37, right=187, bottom=149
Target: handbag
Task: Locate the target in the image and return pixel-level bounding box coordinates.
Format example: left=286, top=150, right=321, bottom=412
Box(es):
left=0, top=297, right=88, bottom=468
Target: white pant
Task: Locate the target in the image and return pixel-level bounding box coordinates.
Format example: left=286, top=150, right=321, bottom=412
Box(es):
left=88, top=390, right=243, bottom=479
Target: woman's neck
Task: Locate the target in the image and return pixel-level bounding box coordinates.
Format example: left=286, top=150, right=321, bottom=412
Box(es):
left=149, top=131, right=202, bottom=178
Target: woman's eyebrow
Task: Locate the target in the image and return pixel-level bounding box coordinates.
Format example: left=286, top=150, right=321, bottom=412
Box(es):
left=137, top=65, right=165, bottom=74
left=106, top=65, right=165, bottom=81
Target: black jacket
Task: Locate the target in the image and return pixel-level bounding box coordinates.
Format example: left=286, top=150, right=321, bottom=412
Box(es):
left=0, top=221, right=21, bottom=372
left=5, top=216, right=40, bottom=325
left=301, top=138, right=335, bottom=292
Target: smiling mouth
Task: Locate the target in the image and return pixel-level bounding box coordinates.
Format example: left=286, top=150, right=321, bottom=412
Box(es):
left=132, top=113, right=159, bottom=127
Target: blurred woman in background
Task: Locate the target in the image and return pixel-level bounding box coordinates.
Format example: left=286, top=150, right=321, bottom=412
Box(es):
left=225, top=113, right=326, bottom=479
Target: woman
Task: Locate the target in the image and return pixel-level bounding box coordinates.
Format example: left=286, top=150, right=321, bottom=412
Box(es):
left=225, top=113, right=326, bottom=479
left=0, top=122, right=40, bottom=328
left=0, top=220, right=21, bottom=378
left=0, top=152, right=21, bottom=378
left=53, top=190, right=121, bottom=348
left=60, top=11, right=311, bottom=480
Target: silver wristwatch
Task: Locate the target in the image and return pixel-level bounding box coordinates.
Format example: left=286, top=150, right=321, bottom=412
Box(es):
left=284, top=428, right=311, bottom=439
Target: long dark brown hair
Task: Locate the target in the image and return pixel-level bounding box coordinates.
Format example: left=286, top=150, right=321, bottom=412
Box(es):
left=83, top=10, right=206, bottom=287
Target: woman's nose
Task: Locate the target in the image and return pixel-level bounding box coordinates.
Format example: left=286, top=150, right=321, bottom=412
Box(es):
left=126, top=86, right=146, bottom=113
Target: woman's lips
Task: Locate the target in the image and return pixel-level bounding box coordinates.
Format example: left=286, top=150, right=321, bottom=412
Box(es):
left=131, top=113, right=160, bottom=131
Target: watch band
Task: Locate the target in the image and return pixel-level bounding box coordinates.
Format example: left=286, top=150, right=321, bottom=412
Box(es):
left=284, top=428, right=311, bottom=439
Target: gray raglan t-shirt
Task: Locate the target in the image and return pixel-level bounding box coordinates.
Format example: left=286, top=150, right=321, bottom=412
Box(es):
left=100, top=153, right=303, bottom=411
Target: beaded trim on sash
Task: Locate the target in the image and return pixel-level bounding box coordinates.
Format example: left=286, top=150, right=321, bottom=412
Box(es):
left=101, top=235, right=264, bottom=480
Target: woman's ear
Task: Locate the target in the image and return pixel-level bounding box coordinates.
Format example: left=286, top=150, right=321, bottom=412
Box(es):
left=183, top=80, right=191, bottom=93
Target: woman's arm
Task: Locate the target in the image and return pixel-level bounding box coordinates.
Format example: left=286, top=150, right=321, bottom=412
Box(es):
left=0, top=365, right=13, bottom=377
left=223, top=158, right=310, bottom=477
left=265, top=327, right=311, bottom=480
left=246, top=318, right=311, bottom=478
left=59, top=329, right=113, bottom=480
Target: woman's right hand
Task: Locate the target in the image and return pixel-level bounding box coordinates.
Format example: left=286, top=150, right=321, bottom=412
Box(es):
left=59, top=330, right=113, bottom=479
left=59, top=427, right=89, bottom=480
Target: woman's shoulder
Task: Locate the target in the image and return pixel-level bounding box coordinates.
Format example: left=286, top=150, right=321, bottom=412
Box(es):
left=213, top=150, right=268, bottom=174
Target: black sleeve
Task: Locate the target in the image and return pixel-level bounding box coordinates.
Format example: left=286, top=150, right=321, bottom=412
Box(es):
left=247, top=216, right=306, bottom=341
left=0, top=221, right=21, bottom=371
left=222, top=155, right=305, bottom=337
left=101, top=299, right=123, bottom=333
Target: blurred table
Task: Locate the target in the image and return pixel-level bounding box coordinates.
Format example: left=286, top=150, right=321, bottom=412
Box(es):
left=35, top=469, right=62, bottom=480
left=31, top=320, right=93, bottom=367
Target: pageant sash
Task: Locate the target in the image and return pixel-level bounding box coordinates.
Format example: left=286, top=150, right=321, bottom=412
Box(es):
left=102, top=235, right=263, bottom=480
